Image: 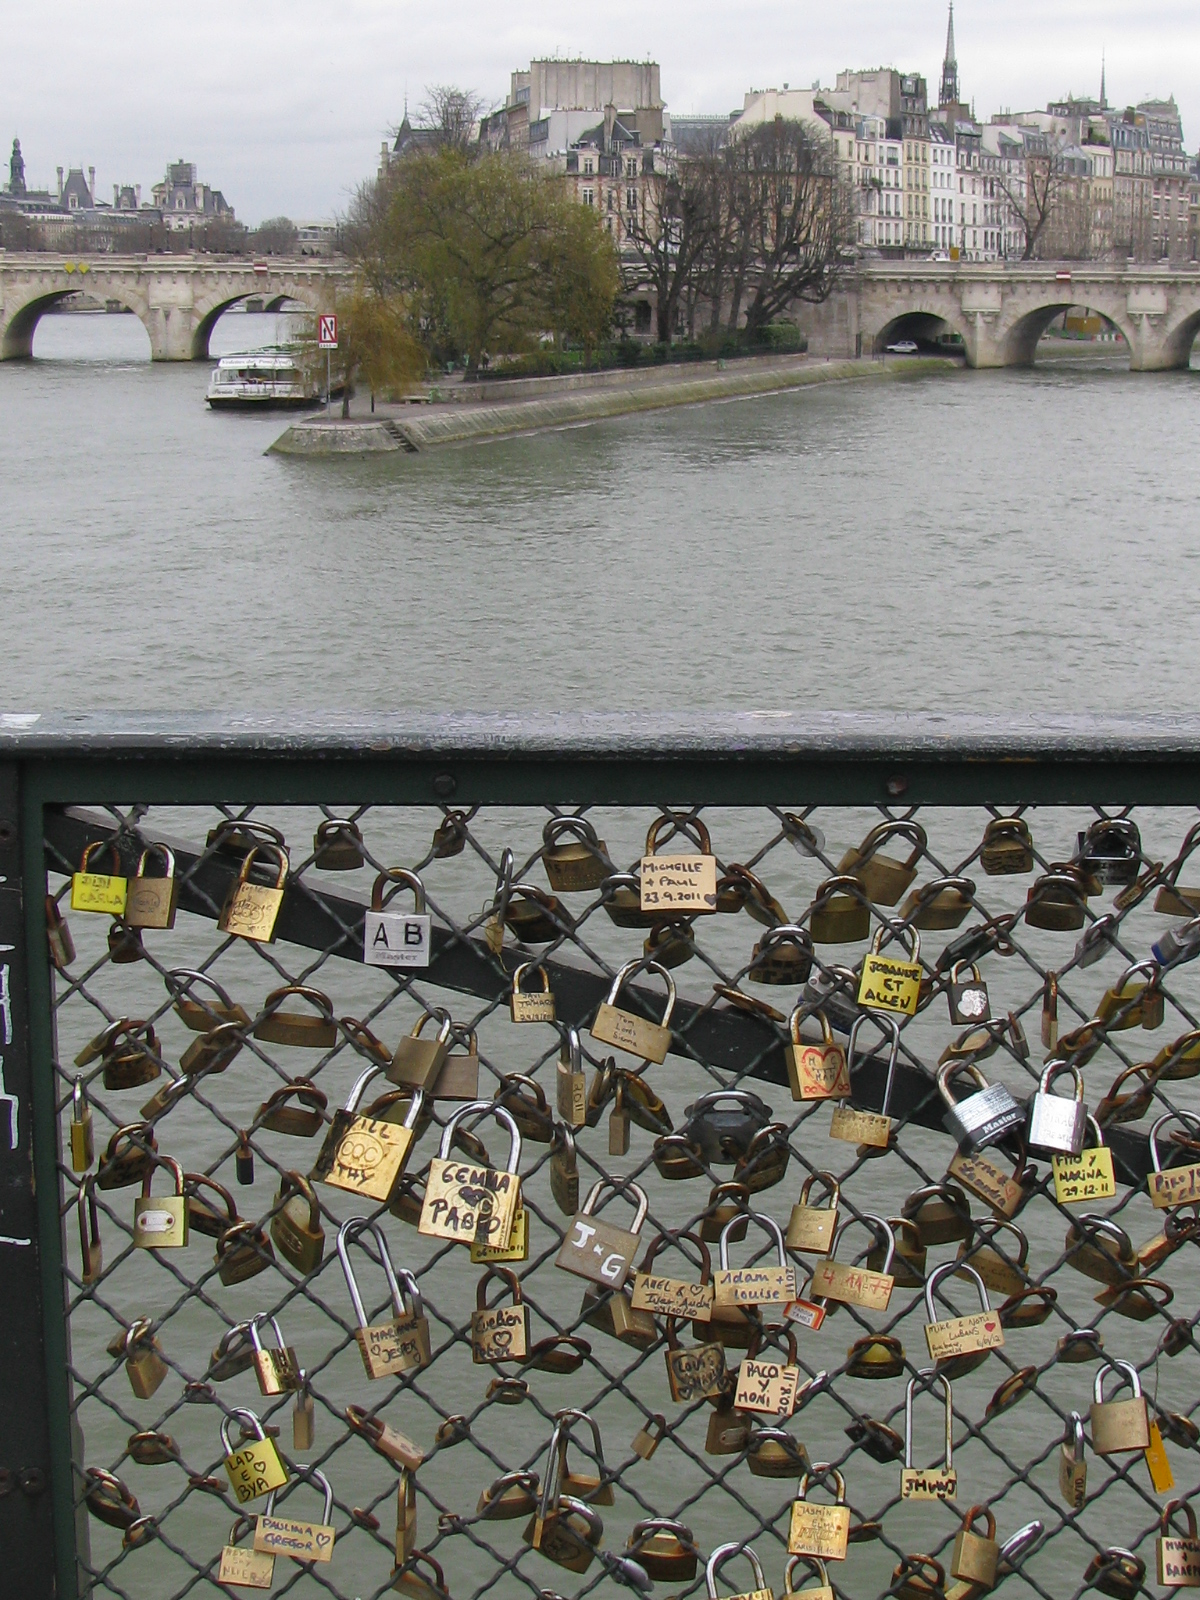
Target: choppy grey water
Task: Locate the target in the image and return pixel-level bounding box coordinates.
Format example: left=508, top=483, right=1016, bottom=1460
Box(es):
left=3, top=311, right=1198, bottom=712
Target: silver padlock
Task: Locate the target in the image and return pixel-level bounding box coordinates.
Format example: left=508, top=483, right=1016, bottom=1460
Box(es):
left=1027, top=1060, right=1088, bottom=1157
left=938, top=1061, right=1025, bottom=1153
left=1076, top=913, right=1120, bottom=969
left=1153, top=915, right=1200, bottom=970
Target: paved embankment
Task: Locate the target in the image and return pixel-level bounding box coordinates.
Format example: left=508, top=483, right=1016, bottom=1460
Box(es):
left=268, top=354, right=953, bottom=456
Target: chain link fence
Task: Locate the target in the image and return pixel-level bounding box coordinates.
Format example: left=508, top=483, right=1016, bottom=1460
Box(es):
left=41, top=793, right=1200, bottom=1600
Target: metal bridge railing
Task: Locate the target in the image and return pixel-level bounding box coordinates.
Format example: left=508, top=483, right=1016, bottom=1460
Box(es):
left=2, top=715, right=1200, bottom=1600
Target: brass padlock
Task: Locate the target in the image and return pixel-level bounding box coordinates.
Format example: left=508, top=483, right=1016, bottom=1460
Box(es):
left=1090, top=1357, right=1151, bottom=1455
left=643, top=915, right=697, bottom=970
left=701, top=1181, right=751, bottom=1243
left=271, top=1170, right=325, bottom=1272
left=218, top=843, right=289, bottom=943
left=902, top=1182, right=971, bottom=1247
left=46, top=892, right=75, bottom=970
left=523, top=1417, right=606, bottom=1571
left=1085, top=1550, right=1145, bottom=1600
left=639, top=811, right=718, bottom=917
left=1095, top=1277, right=1174, bottom=1322
left=419, top=1099, right=522, bottom=1249
left=901, top=1370, right=956, bottom=1501
left=207, top=818, right=286, bottom=856
left=787, top=1172, right=840, bottom=1254
left=809, top=874, right=871, bottom=943
left=789, top=1464, right=850, bottom=1561
left=110, top=1318, right=169, bottom=1398
left=495, top=1072, right=555, bottom=1143
left=257, top=1078, right=328, bottom=1137
left=705, top=1380, right=751, bottom=1455
left=837, top=819, right=927, bottom=905
left=633, top=1225, right=715, bottom=1320
left=252, top=985, right=336, bottom=1049
left=980, top=815, right=1034, bottom=876
left=715, top=1209, right=795, bottom=1312
left=338, top=1216, right=430, bottom=1379
left=541, top=814, right=612, bottom=892
left=345, top=1405, right=425, bottom=1470
left=747, top=1423, right=811, bottom=1479
left=168, top=967, right=251, bottom=1032
left=97, top=1121, right=157, bottom=1191
left=549, top=1122, right=579, bottom=1215
left=903, top=875, right=975, bottom=931
left=70, top=1076, right=94, bottom=1172
left=1059, top=1411, right=1087, bottom=1509
left=1157, top=1498, right=1200, bottom=1588
left=254, top=1467, right=336, bottom=1567
left=312, top=1066, right=425, bottom=1205
left=478, top=1468, right=540, bottom=1520
left=124, top=843, right=179, bottom=929
left=389, top=1011, right=453, bottom=1090
left=77, top=1018, right=161, bottom=1091
left=219, top=1509, right=276, bottom=1589
left=216, top=1220, right=276, bottom=1285
left=1041, top=971, right=1058, bottom=1050
left=954, top=1219, right=1029, bottom=1301
left=893, top=1555, right=946, bottom=1600
left=394, top=1468, right=417, bottom=1561
left=631, top=1415, right=667, bottom=1460
left=179, top=1020, right=244, bottom=1079
left=1148, top=1028, right=1200, bottom=1083
left=1155, top=823, right=1200, bottom=915
left=950, top=1505, right=1000, bottom=1591
left=786, top=1006, right=849, bottom=1102
left=220, top=1407, right=289, bottom=1505
left=857, top=921, right=922, bottom=1017
left=85, top=1466, right=142, bottom=1533
left=313, top=815, right=364, bottom=870
left=1098, top=960, right=1165, bottom=1032
left=556, top=1178, right=648, bottom=1288
left=706, top=1541, right=775, bottom=1599
left=132, top=1155, right=189, bottom=1250
left=78, top=1178, right=103, bottom=1283
left=590, top=958, right=676, bottom=1065
left=830, top=1012, right=901, bottom=1155
left=749, top=923, right=814, bottom=986
left=664, top=1314, right=727, bottom=1401
left=627, top=1518, right=699, bottom=1583
left=924, top=1260, right=1003, bottom=1379
left=471, top=1266, right=529, bottom=1364
left=1064, top=1215, right=1139, bottom=1285
left=556, top=1026, right=587, bottom=1127
left=733, top=1120, right=790, bottom=1195
left=1025, top=867, right=1088, bottom=931
left=489, top=849, right=575, bottom=943
left=209, top=1321, right=257, bottom=1382
left=249, top=1312, right=301, bottom=1396
left=509, top=960, right=556, bottom=1023
left=71, top=839, right=128, bottom=915
left=846, top=1333, right=904, bottom=1379
left=809, top=1212, right=895, bottom=1315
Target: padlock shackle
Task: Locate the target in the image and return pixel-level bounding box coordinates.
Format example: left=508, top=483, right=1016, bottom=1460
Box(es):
left=543, top=813, right=603, bottom=848
left=830, top=1211, right=895, bottom=1275
left=788, top=1002, right=834, bottom=1049
left=275, top=1465, right=333, bottom=1528
left=959, top=1503, right=996, bottom=1541
left=852, top=817, right=928, bottom=867
left=717, top=1207, right=787, bottom=1270
left=797, top=1171, right=840, bottom=1210
left=259, top=984, right=334, bottom=1021
left=235, top=843, right=289, bottom=889
left=998, top=1519, right=1042, bottom=1568
left=965, top=1216, right=1029, bottom=1267
left=511, top=961, right=551, bottom=996
left=562, top=1025, right=582, bottom=1074
left=916, top=875, right=976, bottom=909
left=868, top=917, right=921, bottom=963
left=1065, top=1409, right=1086, bottom=1460
left=133, top=843, right=175, bottom=879
left=645, top=810, right=712, bottom=857
left=165, top=968, right=237, bottom=1010
left=925, top=1259, right=991, bottom=1321
left=1149, top=1109, right=1200, bottom=1173
left=139, top=1154, right=184, bottom=1199
left=219, top=1406, right=268, bottom=1455
left=848, top=1011, right=901, bottom=1116
left=1038, top=1058, right=1085, bottom=1099
left=79, top=839, right=122, bottom=875
left=436, top=1099, right=521, bottom=1173
left=248, top=1311, right=287, bottom=1355
left=604, top=958, right=677, bottom=1027
left=475, top=1265, right=522, bottom=1311
left=336, top=1216, right=406, bottom=1328
left=578, top=1178, right=650, bottom=1234
left=904, top=1368, right=954, bottom=1471
left=638, top=1227, right=711, bottom=1280
left=370, top=867, right=426, bottom=914
left=1093, top=1356, right=1142, bottom=1404
left=797, top=1462, right=847, bottom=1505
left=1160, top=1498, right=1200, bottom=1541
left=759, top=923, right=814, bottom=956
left=706, top=1541, right=769, bottom=1597
left=553, top=1406, right=609, bottom=1480
left=409, top=1009, right=453, bottom=1045
left=785, top=1554, right=832, bottom=1596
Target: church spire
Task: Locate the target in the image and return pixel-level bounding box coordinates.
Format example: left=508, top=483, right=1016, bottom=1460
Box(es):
left=1100, top=49, right=1107, bottom=110
left=940, top=1, right=959, bottom=109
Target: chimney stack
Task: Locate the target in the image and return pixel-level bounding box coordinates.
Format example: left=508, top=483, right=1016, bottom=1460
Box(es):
left=57, top=166, right=63, bottom=199
left=89, top=166, right=95, bottom=204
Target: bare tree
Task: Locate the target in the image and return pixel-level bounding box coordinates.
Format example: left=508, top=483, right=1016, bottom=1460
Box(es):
left=996, top=146, right=1072, bottom=260
left=417, top=86, right=486, bottom=152
left=622, top=165, right=713, bottom=344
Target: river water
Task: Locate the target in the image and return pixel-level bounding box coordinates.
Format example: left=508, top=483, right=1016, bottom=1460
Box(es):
left=3, top=311, right=1199, bottom=713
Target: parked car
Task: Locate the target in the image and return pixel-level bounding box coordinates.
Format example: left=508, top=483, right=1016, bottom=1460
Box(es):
left=886, top=340, right=919, bottom=354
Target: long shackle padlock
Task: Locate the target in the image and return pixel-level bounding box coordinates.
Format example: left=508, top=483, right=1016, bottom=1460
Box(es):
left=902, top=1370, right=956, bottom=1500
left=337, top=1216, right=431, bottom=1379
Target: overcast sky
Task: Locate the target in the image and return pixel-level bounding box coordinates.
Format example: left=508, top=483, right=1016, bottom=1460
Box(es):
left=5, top=0, right=1197, bottom=224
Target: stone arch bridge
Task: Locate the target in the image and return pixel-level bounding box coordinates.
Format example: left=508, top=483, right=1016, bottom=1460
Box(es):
left=0, top=255, right=354, bottom=360
left=806, top=263, right=1200, bottom=370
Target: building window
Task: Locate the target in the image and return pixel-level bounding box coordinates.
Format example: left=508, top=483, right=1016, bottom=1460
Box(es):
left=582, top=188, right=594, bottom=206
left=583, top=159, right=594, bottom=175
left=626, top=188, right=636, bottom=210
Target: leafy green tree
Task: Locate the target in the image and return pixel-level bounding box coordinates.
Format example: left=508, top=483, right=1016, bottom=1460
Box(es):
left=299, top=285, right=426, bottom=415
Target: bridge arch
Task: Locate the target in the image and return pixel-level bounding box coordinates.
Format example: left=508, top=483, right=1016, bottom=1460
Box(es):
left=872, top=307, right=968, bottom=355
left=190, top=283, right=324, bottom=359
left=1156, top=309, right=1200, bottom=370
left=995, top=299, right=1133, bottom=367
left=2, top=285, right=150, bottom=360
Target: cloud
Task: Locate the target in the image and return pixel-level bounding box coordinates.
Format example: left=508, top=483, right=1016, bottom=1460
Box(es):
left=5, top=0, right=1197, bottom=222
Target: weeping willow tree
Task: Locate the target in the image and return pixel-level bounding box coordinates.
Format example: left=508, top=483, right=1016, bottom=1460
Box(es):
left=296, top=285, right=427, bottom=415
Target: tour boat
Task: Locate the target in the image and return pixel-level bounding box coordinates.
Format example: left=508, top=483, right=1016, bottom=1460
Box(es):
left=206, top=348, right=323, bottom=409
